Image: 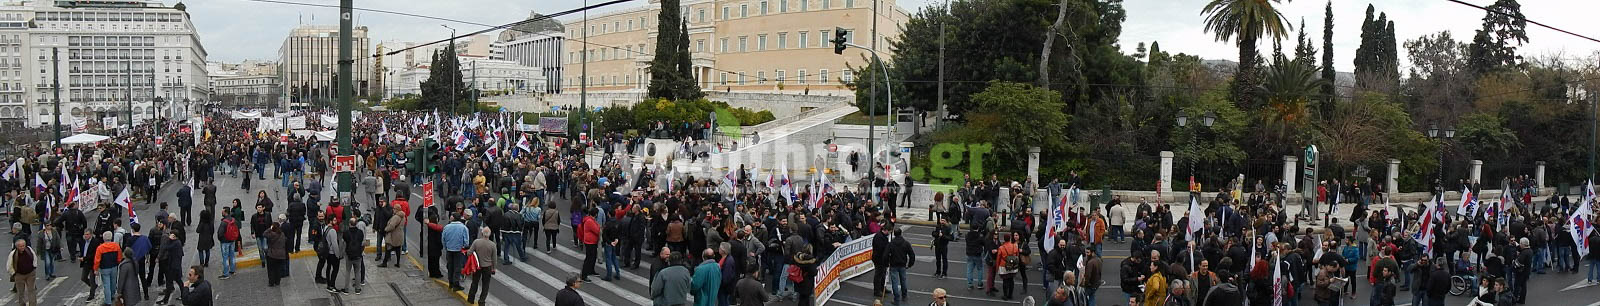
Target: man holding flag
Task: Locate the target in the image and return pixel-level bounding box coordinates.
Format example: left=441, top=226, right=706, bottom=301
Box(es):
left=1574, top=180, right=1597, bottom=284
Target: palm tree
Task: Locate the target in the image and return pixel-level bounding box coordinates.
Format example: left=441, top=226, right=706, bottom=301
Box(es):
left=1201, top=0, right=1293, bottom=108
left=1261, top=56, right=1326, bottom=136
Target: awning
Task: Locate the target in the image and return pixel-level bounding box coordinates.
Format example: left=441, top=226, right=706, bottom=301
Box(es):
left=58, top=133, right=110, bottom=145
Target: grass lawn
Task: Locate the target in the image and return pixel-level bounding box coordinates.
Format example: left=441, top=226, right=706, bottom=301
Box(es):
left=836, top=111, right=893, bottom=126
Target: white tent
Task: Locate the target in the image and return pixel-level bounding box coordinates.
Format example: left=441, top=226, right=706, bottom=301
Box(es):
left=58, top=133, right=110, bottom=145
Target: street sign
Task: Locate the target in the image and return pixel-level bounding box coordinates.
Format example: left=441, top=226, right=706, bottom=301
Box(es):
left=828, top=144, right=839, bottom=152
left=333, top=155, right=356, bottom=173
left=279, top=134, right=289, bottom=144
left=422, top=181, right=434, bottom=207
left=155, top=136, right=164, bottom=146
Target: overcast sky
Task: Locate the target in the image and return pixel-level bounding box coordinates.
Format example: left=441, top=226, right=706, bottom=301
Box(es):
left=193, top=0, right=1600, bottom=72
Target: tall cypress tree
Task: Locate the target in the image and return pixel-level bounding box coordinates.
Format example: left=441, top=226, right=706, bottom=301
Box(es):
left=648, top=0, right=690, bottom=100
left=674, top=19, right=703, bottom=100
left=1384, top=20, right=1398, bottom=84
left=1320, top=0, right=1334, bottom=116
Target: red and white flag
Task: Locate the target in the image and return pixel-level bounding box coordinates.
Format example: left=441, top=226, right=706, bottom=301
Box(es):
left=1571, top=180, right=1595, bottom=258
left=115, top=185, right=139, bottom=225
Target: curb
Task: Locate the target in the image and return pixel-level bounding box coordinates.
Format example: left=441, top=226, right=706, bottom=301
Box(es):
left=406, top=253, right=472, bottom=305
left=233, top=246, right=379, bottom=269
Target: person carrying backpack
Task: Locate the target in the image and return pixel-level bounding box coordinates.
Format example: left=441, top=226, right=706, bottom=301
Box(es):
left=216, top=213, right=240, bottom=279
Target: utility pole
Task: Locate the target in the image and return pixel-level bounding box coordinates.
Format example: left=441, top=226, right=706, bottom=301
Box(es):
left=869, top=0, right=878, bottom=186
left=937, top=0, right=946, bottom=123
left=126, top=60, right=133, bottom=131
left=336, top=0, right=355, bottom=195
left=442, top=24, right=457, bottom=114
left=471, top=60, right=478, bottom=111
left=578, top=0, right=589, bottom=141
left=1590, top=94, right=1596, bottom=181
left=50, top=47, right=60, bottom=147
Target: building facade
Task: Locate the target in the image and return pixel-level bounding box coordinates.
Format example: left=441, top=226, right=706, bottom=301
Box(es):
left=461, top=57, right=546, bottom=95
left=211, top=72, right=279, bottom=108
left=558, top=0, right=906, bottom=95
left=279, top=24, right=370, bottom=109
left=495, top=31, right=563, bottom=93
left=3, top=0, right=209, bottom=127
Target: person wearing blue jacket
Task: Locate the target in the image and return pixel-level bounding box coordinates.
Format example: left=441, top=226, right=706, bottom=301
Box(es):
left=442, top=216, right=469, bottom=290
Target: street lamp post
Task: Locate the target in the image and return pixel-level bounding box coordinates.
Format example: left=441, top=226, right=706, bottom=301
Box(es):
left=1427, top=124, right=1455, bottom=196
left=834, top=39, right=895, bottom=207
left=1177, top=110, right=1216, bottom=201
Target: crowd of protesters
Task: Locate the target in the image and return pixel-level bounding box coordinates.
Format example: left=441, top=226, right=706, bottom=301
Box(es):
left=4, top=107, right=1599, bottom=306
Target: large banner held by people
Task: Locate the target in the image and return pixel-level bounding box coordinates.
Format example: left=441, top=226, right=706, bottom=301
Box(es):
left=814, top=234, right=875, bottom=306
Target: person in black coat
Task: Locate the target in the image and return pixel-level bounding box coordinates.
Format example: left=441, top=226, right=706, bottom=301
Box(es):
left=287, top=197, right=307, bottom=253
left=425, top=207, right=445, bottom=279
left=1427, top=260, right=1451, bottom=301
left=196, top=209, right=215, bottom=267
left=179, top=266, right=213, bottom=306
left=177, top=184, right=194, bottom=226
left=870, top=226, right=890, bottom=297
left=555, top=274, right=586, bottom=306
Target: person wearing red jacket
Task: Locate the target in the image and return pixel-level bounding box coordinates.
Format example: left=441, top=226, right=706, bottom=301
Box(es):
left=579, top=207, right=601, bottom=281
left=325, top=199, right=345, bottom=231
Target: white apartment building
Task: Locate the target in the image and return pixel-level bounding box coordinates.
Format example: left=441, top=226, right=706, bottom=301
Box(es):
left=495, top=29, right=562, bottom=93
left=460, top=57, right=545, bottom=94
left=390, top=65, right=425, bottom=97
left=212, top=72, right=279, bottom=107
left=3, top=0, right=209, bottom=127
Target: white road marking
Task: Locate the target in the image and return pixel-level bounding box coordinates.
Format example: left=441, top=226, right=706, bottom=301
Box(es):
left=486, top=270, right=554, bottom=306
left=843, top=279, right=1013, bottom=303
left=523, top=245, right=653, bottom=305
left=1562, top=279, right=1598, bottom=291
left=549, top=243, right=651, bottom=286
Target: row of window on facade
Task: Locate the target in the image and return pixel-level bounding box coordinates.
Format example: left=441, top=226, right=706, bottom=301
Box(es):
left=564, top=68, right=850, bottom=87
left=40, top=21, right=186, bottom=32
left=35, top=11, right=185, bottom=23
left=66, top=89, right=155, bottom=102
left=573, top=0, right=874, bottom=39
left=60, top=49, right=185, bottom=62
left=565, top=28, right=853, bottom=65
left=67, top=35, right=156, bottom=47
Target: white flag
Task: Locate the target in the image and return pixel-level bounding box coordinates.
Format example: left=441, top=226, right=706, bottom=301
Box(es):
left=0, top=159, right=16, bottom=181
left=1186, top=196, right=1205, bottom=241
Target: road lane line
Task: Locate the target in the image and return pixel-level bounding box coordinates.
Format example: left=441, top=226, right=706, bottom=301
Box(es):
left=548, top=243, right=651, bottom=286
left=486, top=269, right=554, bottom=306
left=495, top=261, right=607, bottom=305
left=514, top=251, right=652, bottom=305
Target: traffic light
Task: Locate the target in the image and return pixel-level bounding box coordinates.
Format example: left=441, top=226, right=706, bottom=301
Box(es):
left=405, top=148, right=420, bottom=173
left=421, top=139, right=440, bottom=174
left=831, top=27, right=849, bottom=54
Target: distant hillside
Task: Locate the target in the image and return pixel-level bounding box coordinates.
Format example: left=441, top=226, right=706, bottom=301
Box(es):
left=1200, top=59, right=1354, bottom=93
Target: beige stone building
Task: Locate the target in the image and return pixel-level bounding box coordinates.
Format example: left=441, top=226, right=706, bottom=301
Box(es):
left=559, top=0, right=907, bottom=95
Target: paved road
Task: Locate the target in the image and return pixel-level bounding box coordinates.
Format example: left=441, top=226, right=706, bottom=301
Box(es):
left=0, top=169, right=457, bottom=305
